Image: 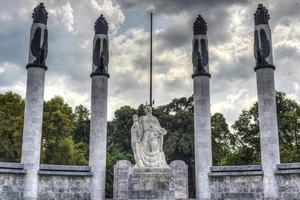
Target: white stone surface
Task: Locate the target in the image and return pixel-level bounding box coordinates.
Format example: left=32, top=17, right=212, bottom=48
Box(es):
left=89, top=75, right=108, bottom=200
left=21, top=67, right=45, bottom=200
left=131, top=106, right=168, bottom=168
left=193, top=75, right=212, bottom=200
left=256, top=68, right=280, bottom=199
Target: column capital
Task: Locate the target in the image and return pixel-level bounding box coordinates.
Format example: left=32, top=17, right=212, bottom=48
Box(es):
left=192, top=71, right=211, bottom=79
left=26, top=63, right=48, bottom=71
left=254, top=64, right=275, bottom=72
left=90, top=72, right=110, bottom=78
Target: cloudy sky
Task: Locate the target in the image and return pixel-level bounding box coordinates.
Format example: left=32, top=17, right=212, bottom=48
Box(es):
left=0, top=0, right=299, bottom=123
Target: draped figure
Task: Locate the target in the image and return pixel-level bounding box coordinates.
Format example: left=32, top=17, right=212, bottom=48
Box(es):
left=131, top=106, right=168, bottom=167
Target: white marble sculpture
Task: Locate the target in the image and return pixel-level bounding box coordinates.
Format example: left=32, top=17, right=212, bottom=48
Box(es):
left=131, top=106, right=168, bottom=167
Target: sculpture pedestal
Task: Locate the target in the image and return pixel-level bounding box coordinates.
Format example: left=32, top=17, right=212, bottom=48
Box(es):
left=114, top=160, right=188, bottom=200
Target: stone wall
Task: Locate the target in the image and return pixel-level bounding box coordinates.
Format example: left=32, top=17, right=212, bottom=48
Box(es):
left=0, top=173, right=25, bottom=200
left=0, top=162, right=300, bottom=199
left=210, top=173, right=263, bottom=200
left=209, top=164, right=300, bottom=200
left=114, top=160, right=188, bottom=200
left=276, top=164, right=300, bottom=200
left=38, top=175, right=91, bottom=200
left=0, top=163, right=92, bottom=200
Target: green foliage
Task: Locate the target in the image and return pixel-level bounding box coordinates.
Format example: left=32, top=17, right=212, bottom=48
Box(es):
left=0, top=92, right=24, bottom=162
left=73, top=105, right=90, bottom=145
left=41, top=96, right=88, bottom=165
left=211, top=113, right=234, bottom=166
left=229, top=92, right=300, bottom=164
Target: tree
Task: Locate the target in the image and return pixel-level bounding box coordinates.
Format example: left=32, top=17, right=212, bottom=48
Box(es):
left=229, top=91, right=300, bottom=164
left=41, top=96, right=87, bottom=165
left=73, top=105, right=90, bottom=144
left=0, top=92, right=24, bottom=162
left=211, top=113, right=234, bottom=166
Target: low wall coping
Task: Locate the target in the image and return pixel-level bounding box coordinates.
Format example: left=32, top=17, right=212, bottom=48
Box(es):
left=208, top=171, right=263, bottom=177
left=277, top=163, right=300, bottom=170
left=38, top=170, right=93, bottom=176
left=0, top=168, right=26, bottom=174
left=275, top=169, right=300, bottom=175
left=210, top=165, right=262, bottom=172
left=0, top=162, right=24, bottom=169
left=39, top=164, right=91, bottom=172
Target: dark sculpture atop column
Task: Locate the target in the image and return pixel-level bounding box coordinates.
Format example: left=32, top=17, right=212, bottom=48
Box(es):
left=94, top=14, right=108, bottom=35
left=192, top=15, right=211, bottom=78
left=193, top=15, right=207, bottom=35
left=27, top=2, right=48, bottom=70
left=254, top=4, right=270, bottom=25
left=254, top=4, right=275, bottom=71
left=91, top=14, right=110, bottom=78
left=32, top=2, right=48, bottom=25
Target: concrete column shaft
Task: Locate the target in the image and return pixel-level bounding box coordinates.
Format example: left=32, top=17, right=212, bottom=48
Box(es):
left=89, top=76, right=108, bottom=200
left=193, top=76, right=212, bottom=200
left=21, top=67, right=45, bottom=200
left=256, top=68, right=280, bottom=199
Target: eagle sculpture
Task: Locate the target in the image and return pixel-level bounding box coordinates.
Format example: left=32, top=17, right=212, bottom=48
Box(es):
left=93, top=38, right=109, bottom=74
left=31, top=28, right=48, bottom=66
left=192, top=38, right=208, bottom=73
left=254, top=29, right=270, bottom=66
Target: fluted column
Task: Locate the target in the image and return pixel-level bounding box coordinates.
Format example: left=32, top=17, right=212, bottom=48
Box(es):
left=89, top=14, right=110, bottom=200
left=192, top=15, right=212, bottom=200
left=21, top=3, right=48, bottom=200
left=254, top=4, right=280, bottom=199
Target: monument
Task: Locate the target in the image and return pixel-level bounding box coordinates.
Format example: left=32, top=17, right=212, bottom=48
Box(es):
left=192, top=15, right=212, bottom=200
left=21, top=3, right=48, bottom=199
left=89, top=14, right=110, bottom=200
left=113, top=106, right=188, bottom=199
left=113, top=14, right=188, bottom=200
left=131, top=106, right=168, bottom=168
left=254, top=4, right=280, bottom=200
left=1, top=3, right=300, bottom=200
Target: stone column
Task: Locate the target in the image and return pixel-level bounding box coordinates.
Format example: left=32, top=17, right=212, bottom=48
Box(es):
left=89, top=15, right=110, bottom=200
left=21, top=3, right=48, bottom=200
left=254, top=4, right=280, bottom=199
left=192, top=15, right=212, bottom=200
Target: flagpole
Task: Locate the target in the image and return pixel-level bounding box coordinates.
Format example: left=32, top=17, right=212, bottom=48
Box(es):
left=150, top=12, right=153, bottom=107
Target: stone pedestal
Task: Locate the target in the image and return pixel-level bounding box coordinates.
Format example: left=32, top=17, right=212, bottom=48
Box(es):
left=21, top=67, right=46, bottom=200
left=256, top=68, right=280, bottom=199
left=89, top=75, right=108, bottom=200
left=114, top=160, right=188, bottom=200
left=193, top=75, right=212, bottom=200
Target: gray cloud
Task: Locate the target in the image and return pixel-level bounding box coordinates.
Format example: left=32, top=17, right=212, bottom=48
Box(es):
left=0, top=0, right=299, bottom=123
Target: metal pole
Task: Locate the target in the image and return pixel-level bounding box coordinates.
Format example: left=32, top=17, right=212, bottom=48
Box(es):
left=150, top=12, right=153, bottom=107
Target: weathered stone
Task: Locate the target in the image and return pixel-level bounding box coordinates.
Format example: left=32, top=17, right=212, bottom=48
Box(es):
left=89, top=75, right=108, bottom=200
left=114, top=160, right=188, bottom=199
left=131, top=106, right=168, bottom=168
left=209, top=174, right=264, bottom=200
left=38, top=174, right=91, bottom=200
left=193, top=75, right=212, bottom=200
left=21, top=67, right=46, bottom=200
left=210, top=165, right=262, bottom=172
